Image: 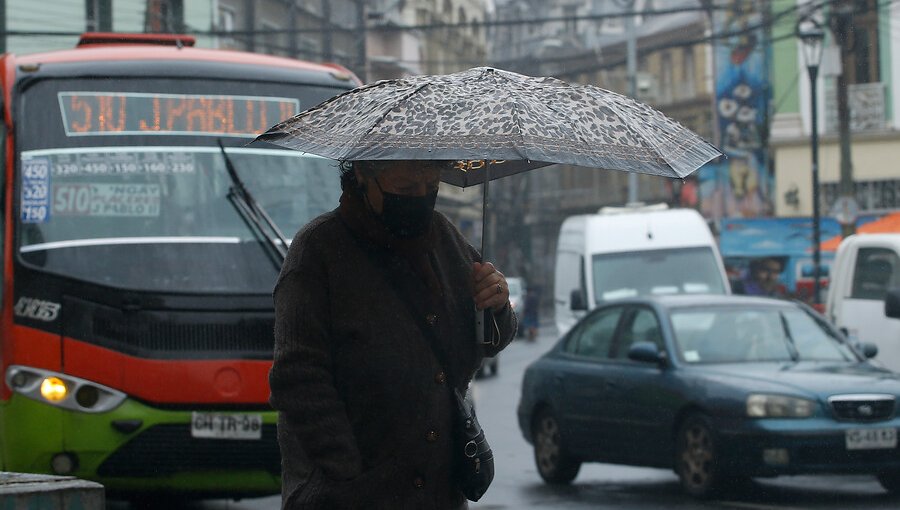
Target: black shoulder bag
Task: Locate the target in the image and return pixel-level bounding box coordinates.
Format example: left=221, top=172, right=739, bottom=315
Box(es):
left=367, top=248, right=495, bottom=502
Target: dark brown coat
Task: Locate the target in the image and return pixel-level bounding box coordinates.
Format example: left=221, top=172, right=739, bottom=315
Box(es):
left=270, top=204, right=515, bottom=509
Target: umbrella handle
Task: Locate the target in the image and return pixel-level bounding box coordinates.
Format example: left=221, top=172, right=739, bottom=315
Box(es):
left=475, top=308, right=486, bottom=345
left=476, top=162, right=492, bottom=345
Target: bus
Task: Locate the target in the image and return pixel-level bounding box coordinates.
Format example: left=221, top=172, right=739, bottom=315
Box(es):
left=0, top=32, right=358, bottom=498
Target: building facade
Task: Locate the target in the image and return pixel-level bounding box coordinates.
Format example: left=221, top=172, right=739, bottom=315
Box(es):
left=770, top=0, right=900, bottom=221
left=485, top=0, right=716, bottom=305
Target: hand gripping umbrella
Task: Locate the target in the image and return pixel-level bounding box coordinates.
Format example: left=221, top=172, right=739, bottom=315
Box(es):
left=256, top=66, right=722, bottom=342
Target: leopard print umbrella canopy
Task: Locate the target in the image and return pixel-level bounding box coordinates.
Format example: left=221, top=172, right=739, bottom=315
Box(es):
left=257, top=67, right=721, bottom=188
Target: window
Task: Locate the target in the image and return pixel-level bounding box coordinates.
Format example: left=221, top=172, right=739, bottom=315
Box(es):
left=682, top=47, right=695, bottom=98
left=144, top=0, right=184, bottom=33
left=566, top=306, right=625, bottom=359
left=554, top=251, right=585, bottom=306
left=86, top=0, right=112, bottom=32
left=217, top=6, right=236, bottom=46
left=563, top=5, right=577, bottom=33
left=851, top=247, right=900, bottom=300
left=613, top=308, right=662, bottom=359
left=659, top=51, right=673, bottom=104
left=261, top=21, right=281, bottom=55
left=845, top=0, right=880, bottom=84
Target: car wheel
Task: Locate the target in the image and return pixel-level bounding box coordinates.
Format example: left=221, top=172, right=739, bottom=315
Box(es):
left=532, top=409, right=580, bottom=484
left=675, top=414, right=722, bottom=498
left=877, top=470, right=900, bottom=493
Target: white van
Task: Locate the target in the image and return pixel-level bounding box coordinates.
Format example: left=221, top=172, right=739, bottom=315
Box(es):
left=825, top=234, right=900, bottom=370
left=554, top=205, right=730, bottom=334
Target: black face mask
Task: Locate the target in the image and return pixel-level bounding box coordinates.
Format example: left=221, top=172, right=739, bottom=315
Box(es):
left=371, top=178, right=438, bottom=239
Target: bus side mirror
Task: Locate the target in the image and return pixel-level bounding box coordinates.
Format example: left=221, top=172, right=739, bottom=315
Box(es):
left=570, top=289, right=587, bottom=311
left=886, top=288, right=900, bottom=319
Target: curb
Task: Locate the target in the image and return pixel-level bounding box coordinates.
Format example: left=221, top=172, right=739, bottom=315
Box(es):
left=0, top=472, right=104, bottom=510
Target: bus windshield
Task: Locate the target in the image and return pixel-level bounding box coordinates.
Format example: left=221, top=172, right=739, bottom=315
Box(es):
left=17, top=77, right=348, bottom=294
left=19, top=147, right=340, bottom=293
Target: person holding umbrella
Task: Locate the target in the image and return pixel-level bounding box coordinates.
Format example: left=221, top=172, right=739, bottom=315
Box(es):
left=260, top=66, right=721, bottom=509
left=269, top=158, right=516, bottom=509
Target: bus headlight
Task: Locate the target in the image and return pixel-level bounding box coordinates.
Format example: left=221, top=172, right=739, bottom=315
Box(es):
left=5, top=365, right=126, bottom=413
left=40, top=377, right=68, bottom=402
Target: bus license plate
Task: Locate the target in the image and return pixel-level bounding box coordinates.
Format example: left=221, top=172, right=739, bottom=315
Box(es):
left=845, top=427, right=897, bottom=450
left=191, top=412, right=262, bottom=440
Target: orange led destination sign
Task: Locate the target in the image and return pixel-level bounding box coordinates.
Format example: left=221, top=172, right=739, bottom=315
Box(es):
left=58, top=92, right=300, bottom=138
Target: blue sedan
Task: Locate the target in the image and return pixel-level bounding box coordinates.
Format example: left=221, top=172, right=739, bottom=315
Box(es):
left=517, top=295, right=900, bottom=498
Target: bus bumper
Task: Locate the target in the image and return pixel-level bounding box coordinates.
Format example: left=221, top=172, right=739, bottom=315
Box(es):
left=1, top=394, right=280, bottom=497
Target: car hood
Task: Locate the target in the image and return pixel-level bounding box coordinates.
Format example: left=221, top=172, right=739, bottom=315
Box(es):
left=690, top=361, right=900, bottom=399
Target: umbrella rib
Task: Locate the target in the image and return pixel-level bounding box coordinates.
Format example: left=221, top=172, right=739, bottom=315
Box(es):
left=351, top=81, right=432, bottom=153
left=597, top=93, right=673, bottom=172
left=500, top=77, right=530, bottom=162
left=592, top=88, right=719, bottom=176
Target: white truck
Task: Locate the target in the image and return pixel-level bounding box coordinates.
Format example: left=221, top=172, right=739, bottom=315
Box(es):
left=825, top=233, right=900, bottom=370
left=553, top=205, right=730, bottom=335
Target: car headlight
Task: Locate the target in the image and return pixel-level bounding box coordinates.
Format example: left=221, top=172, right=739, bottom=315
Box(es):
left=747, top=394, right=815, bottom=418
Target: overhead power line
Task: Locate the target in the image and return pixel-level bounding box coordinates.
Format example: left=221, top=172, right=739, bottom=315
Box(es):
left=0, top=3, right=732, bottom=38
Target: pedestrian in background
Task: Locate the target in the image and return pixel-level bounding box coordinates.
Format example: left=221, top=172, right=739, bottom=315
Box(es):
left=522, top=285, right=541, bottom=342
left=732, top=257, right=786, bottom=297
left=269, top=159, right=517, bottom=509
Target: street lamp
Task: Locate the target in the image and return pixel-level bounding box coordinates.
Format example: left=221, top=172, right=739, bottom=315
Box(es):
left=797, top=20, right=825, bottom=304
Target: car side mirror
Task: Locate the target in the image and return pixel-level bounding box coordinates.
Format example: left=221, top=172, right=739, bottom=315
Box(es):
left=860, top=342, right=878, bottom=359
left=570, top=289, right=587, bottom=311
left=886, top=288, right=900, bottom=319
left=628, top=341, right=665, bottom=364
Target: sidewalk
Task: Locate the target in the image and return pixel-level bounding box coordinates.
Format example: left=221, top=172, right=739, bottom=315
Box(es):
left=0, top=472, right=104, bottom=510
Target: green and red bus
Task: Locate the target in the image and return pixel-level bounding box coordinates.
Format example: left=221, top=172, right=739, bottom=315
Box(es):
left=0, top=32, right=357, bottom=497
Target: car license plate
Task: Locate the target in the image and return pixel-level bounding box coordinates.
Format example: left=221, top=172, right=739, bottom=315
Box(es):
left=190, top=412, right=262, bottom=440
left=845, top=427, right=897, bottom=450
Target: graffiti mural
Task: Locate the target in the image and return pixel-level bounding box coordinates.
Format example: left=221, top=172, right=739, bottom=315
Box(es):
left=701, top=0, right=772, bottom=219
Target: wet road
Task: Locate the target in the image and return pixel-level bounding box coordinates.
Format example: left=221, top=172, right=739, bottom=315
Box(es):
left=111, top=325, right=900, bottom=509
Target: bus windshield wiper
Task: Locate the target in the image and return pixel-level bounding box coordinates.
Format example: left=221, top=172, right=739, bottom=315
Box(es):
left=217, top=139, right=288, bottom=267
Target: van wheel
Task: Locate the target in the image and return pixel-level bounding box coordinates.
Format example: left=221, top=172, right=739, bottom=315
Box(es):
left=532, top=409, right=580, bottom=484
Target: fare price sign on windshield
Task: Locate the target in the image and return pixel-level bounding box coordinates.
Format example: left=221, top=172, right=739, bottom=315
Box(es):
left=58, top=92, right=300, bottom=138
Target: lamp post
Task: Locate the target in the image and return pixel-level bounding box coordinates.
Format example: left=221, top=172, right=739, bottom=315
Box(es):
left=798, top=21, right=825, bottom=304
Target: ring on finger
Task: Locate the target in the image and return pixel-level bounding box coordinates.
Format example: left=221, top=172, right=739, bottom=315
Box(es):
left=496, top=283, right=502, bottom=295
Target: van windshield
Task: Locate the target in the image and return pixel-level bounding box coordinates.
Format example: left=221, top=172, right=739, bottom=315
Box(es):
left=592, top=247, right=726, bottom=302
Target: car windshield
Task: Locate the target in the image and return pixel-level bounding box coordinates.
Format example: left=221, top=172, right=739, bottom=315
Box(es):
left=592, top=247, right=726, bottom=302
left=670, top=305, right=858, bottom=364
left=18, top=147, right=340, bottom=293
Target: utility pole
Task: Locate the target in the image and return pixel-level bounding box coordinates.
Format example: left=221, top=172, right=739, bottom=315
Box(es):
left=244, top=0, right=255, bottom=53
left=322, top=0, right=333, bottom=62
left=0, top=0, right=7, bottom=53
left=829, top=0, right=856, bottom=237
left=615, top=0, right=639, bottom=204
left=357, top=0, right=368, bottom=82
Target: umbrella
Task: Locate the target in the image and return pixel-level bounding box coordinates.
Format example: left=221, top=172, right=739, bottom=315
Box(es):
left=257, top=66, right=722, bottom=188
left=255, top=66, right=722, bottom=343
